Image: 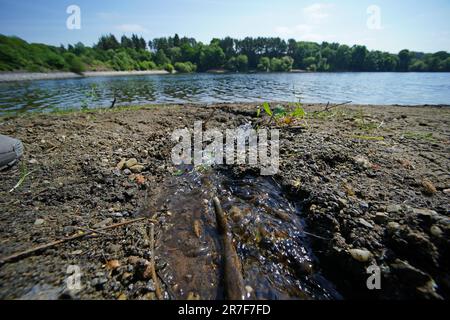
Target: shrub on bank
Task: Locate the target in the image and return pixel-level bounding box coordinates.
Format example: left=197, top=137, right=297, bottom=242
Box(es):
left=174, top=61, right=197, bottom=73
left=164, top=63, right=174, bottom=73
left=63, top=53, right=85, bottom=74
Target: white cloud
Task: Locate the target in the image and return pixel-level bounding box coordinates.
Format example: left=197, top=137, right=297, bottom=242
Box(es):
left=302, top=3, right=334, bottom=23
left=275, top=3, right=334, bottom=41
left=115, top=24, right=149, bottom=33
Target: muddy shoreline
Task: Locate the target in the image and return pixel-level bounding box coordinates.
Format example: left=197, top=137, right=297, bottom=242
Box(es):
left=0, top=103, right=449, bottom=300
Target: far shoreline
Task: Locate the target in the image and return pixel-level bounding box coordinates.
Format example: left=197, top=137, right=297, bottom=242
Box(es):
left=0, top=70, right=170, bottom=82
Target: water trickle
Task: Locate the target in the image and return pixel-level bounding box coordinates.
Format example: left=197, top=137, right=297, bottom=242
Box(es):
left=145, top=166, right=341, bottom=300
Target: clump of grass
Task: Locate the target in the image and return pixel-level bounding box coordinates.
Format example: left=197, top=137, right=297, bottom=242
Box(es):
left=403, top=131, right=436, bottom=142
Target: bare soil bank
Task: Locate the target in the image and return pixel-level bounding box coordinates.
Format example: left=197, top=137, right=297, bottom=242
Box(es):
left=0, top=103, right=449, bottom=299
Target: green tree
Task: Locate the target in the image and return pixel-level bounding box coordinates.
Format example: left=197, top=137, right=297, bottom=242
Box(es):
left=398, top=49, right=412, bottom=71
left=155, top=49, right=170, bottom=66
left=351, top=45, right=368, bottom=71
left=257, top=57, right=271, bottom=72
left=199, top=44, right=225, bottom=71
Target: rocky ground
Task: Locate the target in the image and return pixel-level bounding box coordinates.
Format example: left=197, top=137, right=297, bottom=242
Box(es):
left=0, top=103, right=449, bottom=300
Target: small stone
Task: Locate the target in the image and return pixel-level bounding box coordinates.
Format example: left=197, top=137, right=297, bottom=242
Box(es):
left=130, top=165, right=144, bottom=173
left=145, top=280, right=156, bottom=292
left=338, top=198, right=348, bottom=208
left=125, top=158, right=138, bottom=169
left=387, top=221, right=401, bottom=232
left=101, top=158, right=109, bottom=163
left=358, top=218, right=373, bottom=229
left=359, top=201, right=369, bottom=211
left=109, top=212, right=123, bottom=218
left=63, top=226, right=76, bottom=234
left=245, top=285, right=254, bottom=295
left=117, top=293, right=127, bottom=300
left=354, top=155, right=372, bottom=169
left=412, top=208, right=437, bottom=216
left=386, top=204, right=402, bottom=214
left=34, top=218, right=45, bottom=226
left=187, top=292, right=200, bottom=300
left=349, top=249, right=373, bottom=262
left=106, top=260, right=121, bottom=271
left=374, top=212, right=388, bottom=224
left=123, top=169, right=131, bottom=175
left=140, top=150, right=149, bottom=157
left=422, top=179, right=437, bottom=195
left=91, top=277, right=107, bottom=290
left=29, top=159, right=38, bottom=164
left=229, top=206, right=243, bottom=222
left=116, top=159, right=126, bottom=170
left=430, top=225, right=443, bottom=238
left=443, top=189, right=450, bottom=195
left=71, top=250, right=83, bottom=255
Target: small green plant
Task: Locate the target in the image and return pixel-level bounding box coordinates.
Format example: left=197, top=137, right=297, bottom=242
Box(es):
left=257, top=101, right=307, bottom=127
left=9, top=162, right=32, bottom=193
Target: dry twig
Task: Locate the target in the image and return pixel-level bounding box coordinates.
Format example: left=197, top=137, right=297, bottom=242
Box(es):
left=0, top=217, right=156, bottom=265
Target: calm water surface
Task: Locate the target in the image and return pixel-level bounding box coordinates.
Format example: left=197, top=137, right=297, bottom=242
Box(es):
left=0, top=72, right=449, bottom=115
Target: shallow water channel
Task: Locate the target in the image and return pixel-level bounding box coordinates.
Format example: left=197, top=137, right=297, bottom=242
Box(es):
left=145, top=166, right=341, bottom=300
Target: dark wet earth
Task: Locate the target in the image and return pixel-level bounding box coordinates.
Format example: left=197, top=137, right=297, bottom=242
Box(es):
left=145, top=166, right=341, bottom=300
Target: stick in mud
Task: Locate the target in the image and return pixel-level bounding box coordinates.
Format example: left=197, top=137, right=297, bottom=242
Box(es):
left=149, top=223, right=163, bottom=300
left=212, top=196, right=246, bottom=300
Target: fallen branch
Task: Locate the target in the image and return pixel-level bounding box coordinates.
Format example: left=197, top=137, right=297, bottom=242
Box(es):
left=0, top=217, right=157, bottom=266
left=149, top=223, right=163, bottom=300
left=322, top=100, right=352, bottom=112
left=213, top=196, right=246, bottom=300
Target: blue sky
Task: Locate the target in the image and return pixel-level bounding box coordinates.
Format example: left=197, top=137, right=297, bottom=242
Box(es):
left=0, top=0, right=449, bottom=53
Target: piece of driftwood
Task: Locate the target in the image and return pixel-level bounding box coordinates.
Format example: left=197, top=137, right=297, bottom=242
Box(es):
left=0, top=217, right=156, bottom=266
left=213, top=196, right=246, bottom=300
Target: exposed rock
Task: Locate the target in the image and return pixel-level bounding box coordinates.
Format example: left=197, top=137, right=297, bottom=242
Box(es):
left=353, top=155, right=372, bottom=169
left=125, top=158, right=138, bottom=169
left=358, top=218, right=373, bottom=229
left=116, top=158, right=126, bottom=170
left=430, top=225, right=443, bottom=238
left=387, top=221, right=401, bottom=233
left=34, top=218, right=45, bottom=226
left=374, top=212, right=388, bottom=224
left=386, top=204, right=402, bottom=214
left=130, top=164, right=144, bottom=173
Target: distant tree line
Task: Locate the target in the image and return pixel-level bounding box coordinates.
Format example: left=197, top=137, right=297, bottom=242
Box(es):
left=1, top=33, right=449, bottom=73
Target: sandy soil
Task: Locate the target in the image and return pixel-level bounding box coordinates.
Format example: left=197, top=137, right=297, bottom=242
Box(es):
left=0, top=103, right=448, bottom=300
